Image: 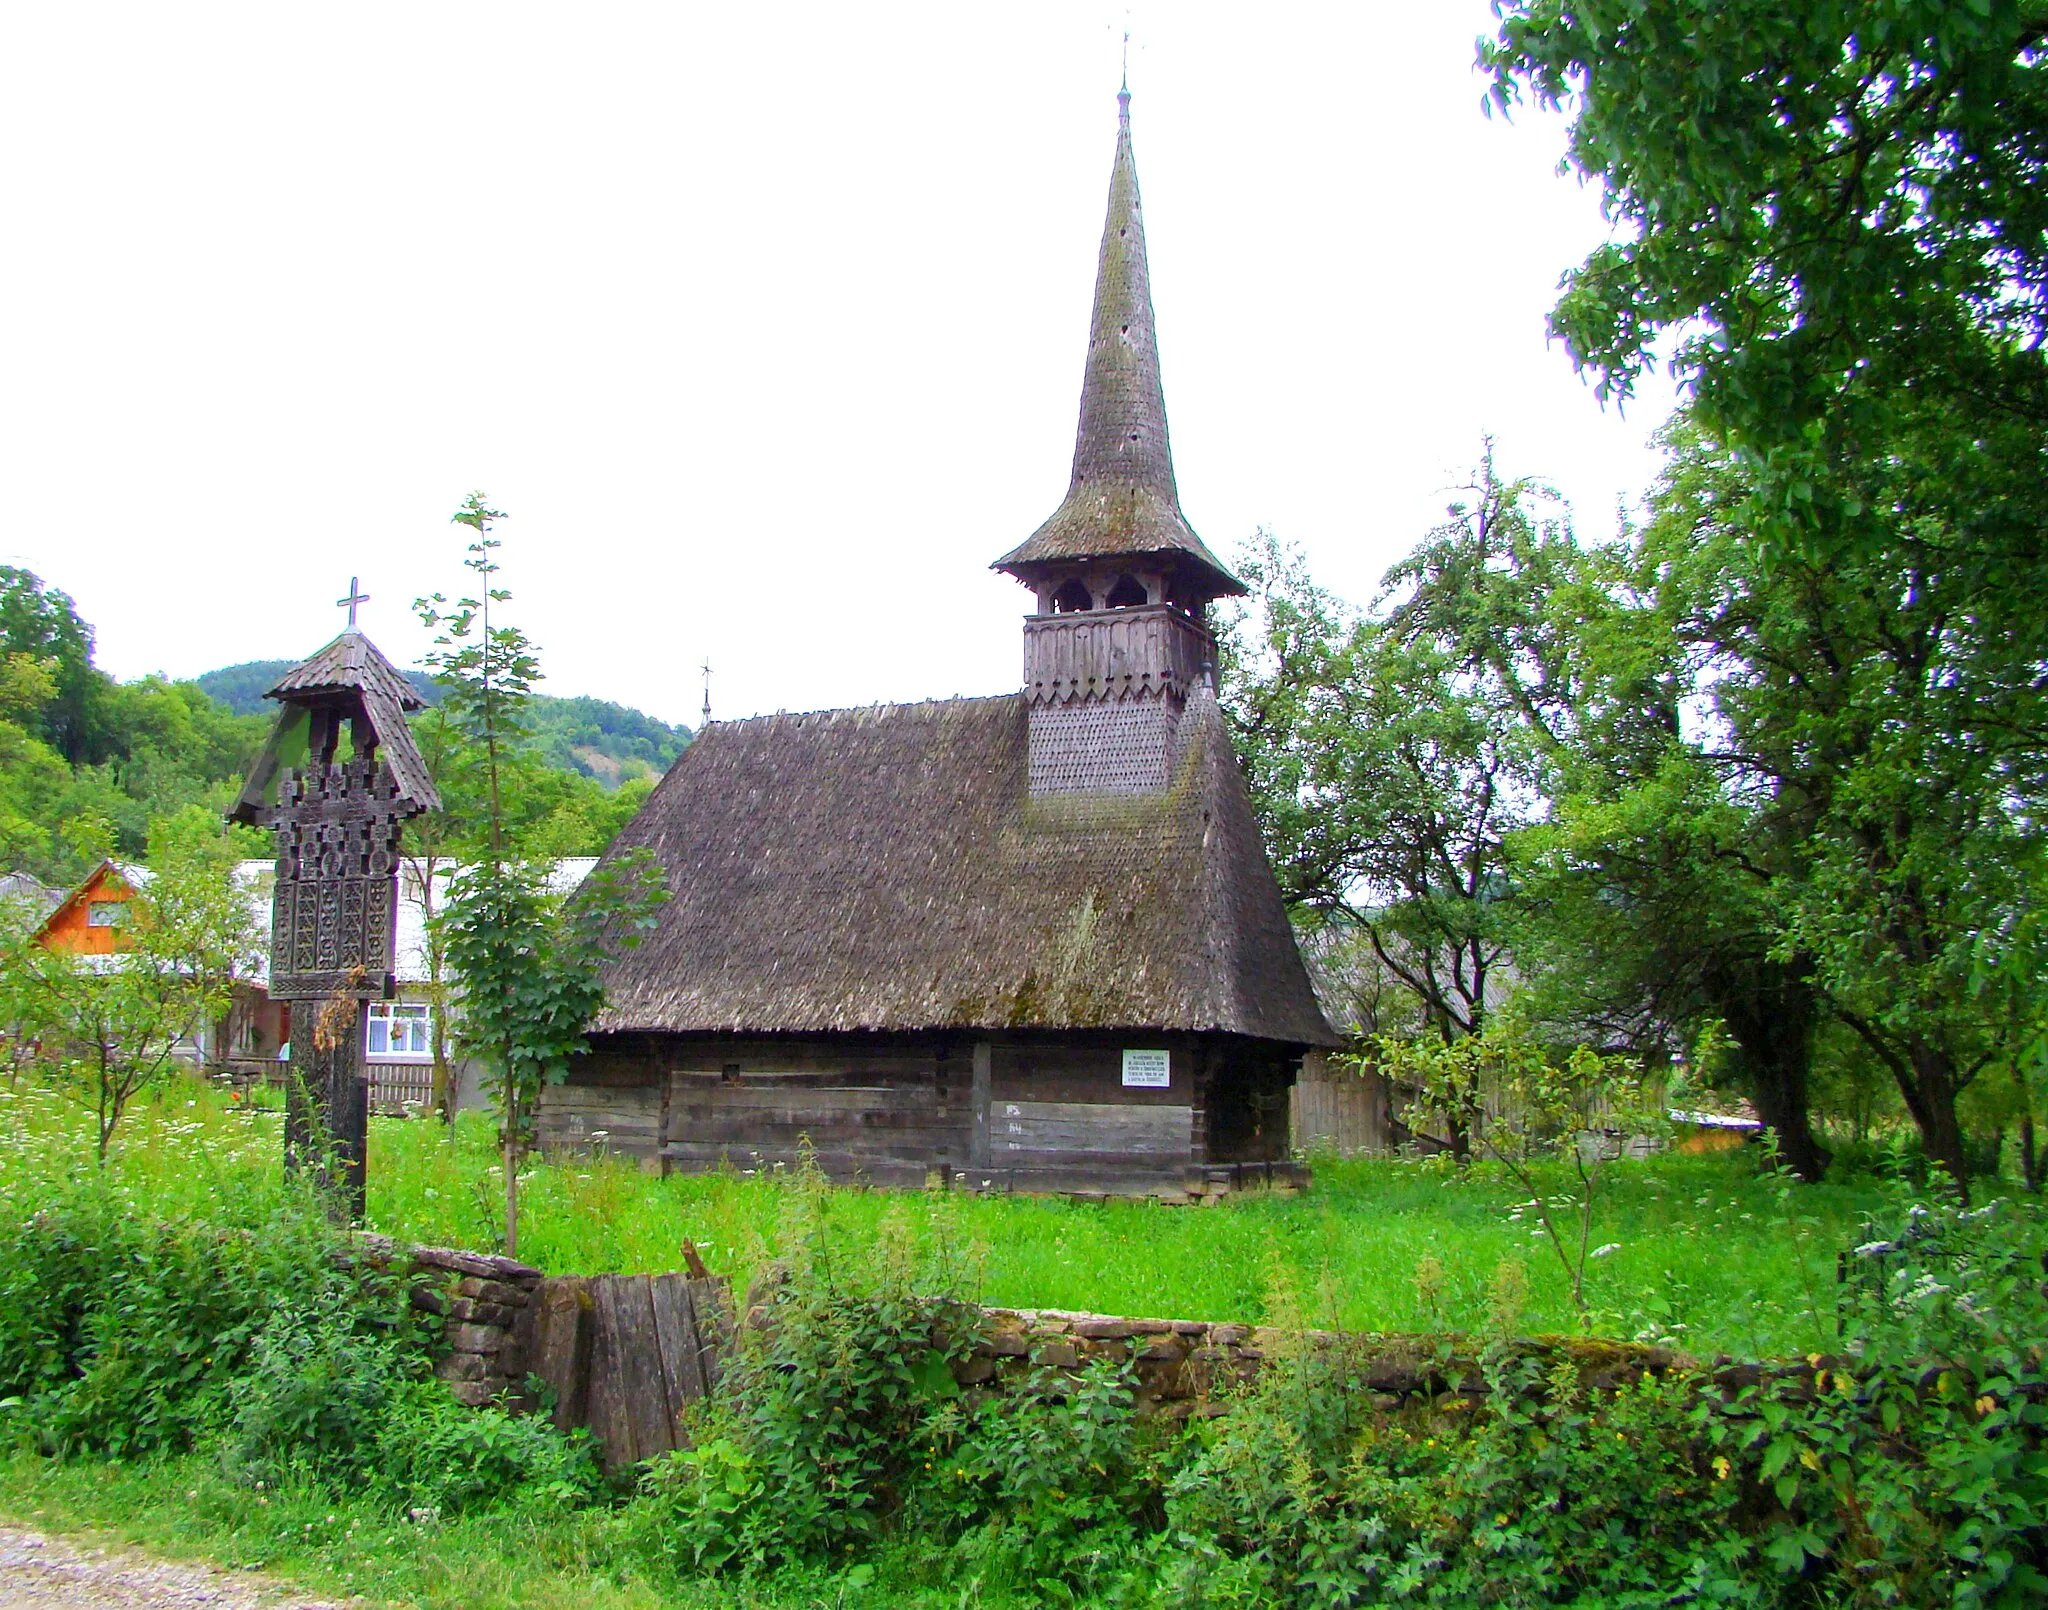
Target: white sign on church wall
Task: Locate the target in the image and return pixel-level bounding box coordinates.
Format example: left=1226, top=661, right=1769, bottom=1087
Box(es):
left=1121, top=1049, right=1171, bottom=1088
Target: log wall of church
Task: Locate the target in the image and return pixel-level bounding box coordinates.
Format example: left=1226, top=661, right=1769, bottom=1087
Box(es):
left=537, top=1031, right=1304, bottom=1195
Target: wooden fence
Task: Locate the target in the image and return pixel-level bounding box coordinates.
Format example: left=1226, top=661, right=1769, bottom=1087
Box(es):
left=1289, top=1053, right=1397, bottom=1157
left=521, top=1272, right=733, bottom=1470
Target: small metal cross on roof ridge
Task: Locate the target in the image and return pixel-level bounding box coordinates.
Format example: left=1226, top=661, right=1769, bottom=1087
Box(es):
left=337, top=576, right=369, bottom=626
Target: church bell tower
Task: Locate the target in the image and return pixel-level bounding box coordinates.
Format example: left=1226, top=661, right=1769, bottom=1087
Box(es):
left=993, top=87, right=1246, bottom=797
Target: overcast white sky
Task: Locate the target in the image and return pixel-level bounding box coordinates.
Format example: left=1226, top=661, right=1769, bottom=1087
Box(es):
left=0, top=3, right=1679, bottom=729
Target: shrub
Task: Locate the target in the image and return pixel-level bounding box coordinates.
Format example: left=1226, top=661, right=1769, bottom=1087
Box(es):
left=915, top=1359, right=1168, bottom=1594
left=629, top=1181, right=980, bottom=1573
left=224, top=1282, right=432, bottom=1487
left=0, top=1169, right=599, bottom=1521
left=368, top=1381, right=602, bottom=1515
left=0, top=1176, right=375, bottom=1457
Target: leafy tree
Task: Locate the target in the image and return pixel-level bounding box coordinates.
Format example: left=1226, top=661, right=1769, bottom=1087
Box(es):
left=1369, top=1022, right=1658, bottom=1323
left=418, top=497, right=665, bottom=1256
left=1439, top=421, right=2045, bottom=1191
left=1220, top=490, right=1547, bottom=1106
left=1380, top=446, right=1837, bottom=1180
left=1483, top=2, right=2048, bottom=582
left=0, top=567, right=105, bottom=763
left=24, top=809, right=260, bottom=1160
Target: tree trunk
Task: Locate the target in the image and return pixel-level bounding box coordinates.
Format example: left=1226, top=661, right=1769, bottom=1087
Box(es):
left=1897, top=1040, right=1971, bottom=1201
left=1711, top=958, right=1830, bottom=1183
left=501, top=1076, right=520, bottom=1257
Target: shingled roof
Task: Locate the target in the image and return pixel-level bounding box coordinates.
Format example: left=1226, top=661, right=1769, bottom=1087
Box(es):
left=592, top=688, right=1336, bottom=1046
left=265, top=629, right=426, bottom=711
left=992, top=90, right=1244, bottom=599
left=228, top=627, right=440, bottom=822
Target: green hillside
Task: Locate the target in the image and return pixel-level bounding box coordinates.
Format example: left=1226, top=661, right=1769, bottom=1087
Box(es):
left=0, top=567, right=689, bottom=886
left=196, top=661, right=692, bottom=788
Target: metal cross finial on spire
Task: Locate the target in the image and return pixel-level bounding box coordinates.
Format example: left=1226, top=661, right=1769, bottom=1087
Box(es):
left=700, top=659, right=712, bottom=728
left=337, top=576, right=369, bottom=627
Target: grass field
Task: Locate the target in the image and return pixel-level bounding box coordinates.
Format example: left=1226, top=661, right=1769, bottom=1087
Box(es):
left=0, top=1451, right=831, bottom=1610
left=0, top=1078, right=1904, bottom=1356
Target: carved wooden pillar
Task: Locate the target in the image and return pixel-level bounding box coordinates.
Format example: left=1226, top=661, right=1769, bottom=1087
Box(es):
left=266, top=757, right=409, bottom=1219
left=284, top=998, right=370, bottom=1212
left=229, top=626, right=439, bottom=1223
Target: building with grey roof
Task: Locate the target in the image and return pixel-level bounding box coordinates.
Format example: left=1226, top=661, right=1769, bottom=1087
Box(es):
left=539, top=89, right=1337, bottom=1197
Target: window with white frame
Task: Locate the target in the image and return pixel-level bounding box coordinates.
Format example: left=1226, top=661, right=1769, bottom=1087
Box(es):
left=366, top=1002, right=432, bottom=1059
left=86, top=900, right=127, bottom=928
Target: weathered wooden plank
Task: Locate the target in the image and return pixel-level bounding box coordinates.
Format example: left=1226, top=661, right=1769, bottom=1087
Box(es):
left=989, top=1101, right=1192, bottom=1158
left=613, top=1275, right=674, bottom=1466
left=665, top=1048, right=942, bottom=1077
left=666, top=1113, right=965, bottom=1135
left=526, top=1277, right=594, bottom=1432
left=688, top=1277, right=734, bottom=1392
left=971, top=1041, right=992, bottom=1168
left=673, top=1085, right=947, bottom=1112
left=584, top=1277, right=636, bottom=1469
left=657, top=1140, right=956, bottom=1169
left=988, top=1038, right=1200, bottom=1103
left=649, top=1273, right=706, bottom=1411
left=541, top=1084, right=667, bottom=1109
left=536, top=1083, right=664, bottom=1157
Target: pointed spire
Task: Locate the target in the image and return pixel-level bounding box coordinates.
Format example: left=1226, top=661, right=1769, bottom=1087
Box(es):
left=994, top=86, right=1244, bottom=598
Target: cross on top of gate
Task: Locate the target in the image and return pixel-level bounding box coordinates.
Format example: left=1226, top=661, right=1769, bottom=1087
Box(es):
left=337, top=576, right=369, bottom=626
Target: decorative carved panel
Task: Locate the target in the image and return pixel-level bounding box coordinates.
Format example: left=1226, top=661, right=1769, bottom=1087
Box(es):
left=1022, top=603, right=1210, bottom=707
left=262, top=758, right=407, bottom=1000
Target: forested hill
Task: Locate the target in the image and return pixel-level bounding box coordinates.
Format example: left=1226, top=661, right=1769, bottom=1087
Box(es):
left=196, top=661, right=692, bottom=787
left=0, top=567, right=688, bottom=887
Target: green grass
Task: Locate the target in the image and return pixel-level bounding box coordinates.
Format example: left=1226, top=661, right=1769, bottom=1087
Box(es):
left=0, top=1077, right=1897, bottom=1357
left=0, top=1449, right=870, bottom=1610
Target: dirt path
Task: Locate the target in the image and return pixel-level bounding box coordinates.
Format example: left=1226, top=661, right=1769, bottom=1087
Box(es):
left=0, top=1526, right=348, bottom=1610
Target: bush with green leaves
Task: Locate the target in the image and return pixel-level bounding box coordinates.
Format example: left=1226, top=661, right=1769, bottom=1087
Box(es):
left=614, top=1182, right=2044, bottom=1607
left=222, top=1274, right=448, bottom=1492
left=0, top=1170, right=598, bottom=1519
left=628, top=1179, right=982, bottom=1574
left=913, top=1359, right=1167, bottom=1594
left=364, top=1380, right=601, bottom=1516
left=0, top=1178, right=372, bottom=1457
left=1156, top=1190, right=2048, bottom=1608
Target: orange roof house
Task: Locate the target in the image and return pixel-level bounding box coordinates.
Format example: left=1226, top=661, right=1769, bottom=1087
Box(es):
left=36, top=860, right=149, bottom=955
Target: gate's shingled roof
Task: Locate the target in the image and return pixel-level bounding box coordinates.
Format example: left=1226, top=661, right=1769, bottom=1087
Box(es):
left=592, top=687, right=1337, bottom=1046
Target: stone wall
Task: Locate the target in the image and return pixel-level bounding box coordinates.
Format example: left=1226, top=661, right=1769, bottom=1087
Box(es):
left=371, top=1240, right=1832, bottom=1459
left=352, top=1235, right=544, bottom=1407
left=950, top=1307, right=1690, bottom=1419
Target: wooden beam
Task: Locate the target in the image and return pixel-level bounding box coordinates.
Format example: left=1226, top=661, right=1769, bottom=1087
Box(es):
left=971, top=1041, right=992, bottom=1169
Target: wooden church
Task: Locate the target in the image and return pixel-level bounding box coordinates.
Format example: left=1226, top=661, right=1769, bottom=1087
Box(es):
left=538, top=90, right=1339, bottom=1197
